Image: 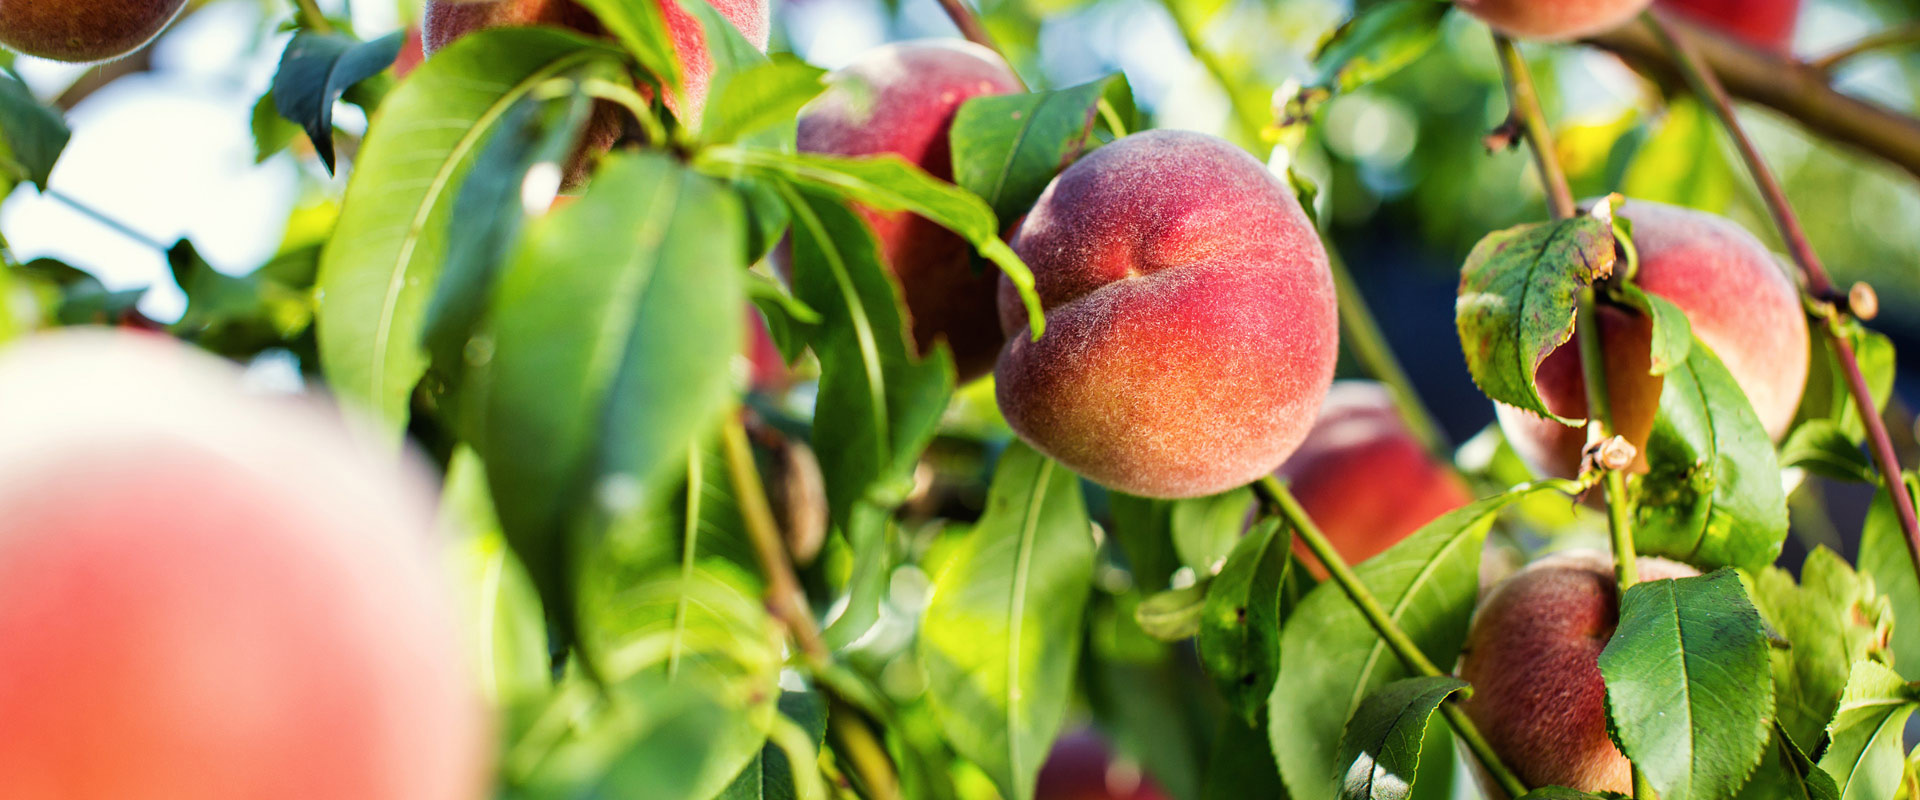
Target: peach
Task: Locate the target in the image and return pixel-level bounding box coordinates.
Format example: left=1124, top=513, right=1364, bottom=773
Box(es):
left=1496, top=199, right=1808, bottom=479
left=1456, top=0, right=1652, bottom=41
left=1036, top=731, right=1171, bottom=800
left=789, top=40, right=1023, bottom=381
left=1278, top=382, right=1473, bottom=577
left=1657, top=0, right=1800, bottom=52
left=994, top=129, right=1338, bottom=499
left=1457, top=549, right=1699, bottom=796
left=0, top=0, right=186, bottom=62
left=0, top=331, right=488, bottom=800
left=394, top=26, right=426, bottom=80
left=423, top=0, right=769, bottom=182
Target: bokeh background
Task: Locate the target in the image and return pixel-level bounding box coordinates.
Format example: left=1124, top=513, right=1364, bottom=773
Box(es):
left=6, top=0, right=1919, bottom=554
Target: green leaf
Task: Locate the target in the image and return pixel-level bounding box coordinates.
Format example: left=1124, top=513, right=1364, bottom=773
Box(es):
left=1311, top=0, right=1450, bottom=95
left=717, top=690, right=829, bottom=800
left=1455, top=216, right=1616, bottom=421
left=1816, top=660, right=1919, bottom=800
left=950, top=74, right=1128, bottom=222
left=572, top=0, right=680, bottom=102
left=507, top=671, right=757, bottom=799
left=442, top=448, right=551, bottom=707
left=167, top=240, right=316, bottom=359
left=745, top=271, right=818, bottom=364
left=419, top=85, right=596, bottom=415
left=1780, top=421, right=1876, bottom=483
left=1751, top=548, right=1896, bottom=748
left=698, top=146, right=1044, bottom=338
left=1795, top=319, right=1895, bottom=444
left=1172, top=487, right=1257, bottom=576
left=1199, top=517, right=1292, bottom=725
left=0, top=69, right=68, bottom=191
left=1107, top=493, right=1180, bottom=592
left=478, top=151, right=745, bottom=641
left=1858, top=473, right=1920, bottom=682
left=921, top=443, right=1095, bottom=800
left=1734, top=723, right=1840, bottom=800
left=1613, top=284, right=1692, bottom=376
left=1623, top=98, right=1738, bottom=214
left=315, top=28, right=621, bottom=437
left=250, top=91, right=301, bottom=163
left=1598, top=569, right=1773, bottom=800
left=1335, top=676, right=1467, bottom=800
left=1631, top=338, right=1789, bottom=572
left=272, top=31, right=404, bottom=173
left=701, top=59, right=823, bottom=145
left=1271, top=482, right=1568, bottom=800
left=1204, top=717, right=1288, bottom=800
left=1134, top=583, right=1208, bottom=642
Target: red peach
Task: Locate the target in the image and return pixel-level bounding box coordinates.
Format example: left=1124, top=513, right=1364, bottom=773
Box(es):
left=0, top=331, right=488, bottom=800
left=1496, top=199, right=1808, bottom=479
left=1036, top=731, right=1172, bottom=800
left=423, top=0, right=769, bottom=183
left=1656, top=0, right=1799, bottom=52
left=1456, top=0, right=1652, bottom=41
left=790, top=40, right=1023, bottom=381
left=1458, top=549, right=1700, bottom=796
left=394, top=26, right=426, bottom=80
left=995, top=129, right=1338, bottom=499
left=0, top=0, right=186, bottom=62
left=1278, top=382, right=1473, bottom=578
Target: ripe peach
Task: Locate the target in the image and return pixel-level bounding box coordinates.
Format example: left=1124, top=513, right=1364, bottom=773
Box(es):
left=790, top=40, right=1023, bottom=381
left=423, top=0, right=769, bottom=182
left=1278, top=382, right=1473, bottom=577
left=995, top=129, right=1338, bottom=499
left=1037, top=731, right=1171, bottom=800
left=394, top=26, right=426, bottom=80
left=1456, top=0, right=1651, bottom=41
left=1657, top=0, right=1800, bottom=52
left=1496, top=199, right=1809, bottom=479
left=0, top=0, right=186, bottom=62
left=0, top=332, right=488, bottom=800
left=1458, top=549, right=1699, bottom=796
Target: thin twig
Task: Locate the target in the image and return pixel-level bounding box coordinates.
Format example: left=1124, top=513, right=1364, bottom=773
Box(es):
left=44, top=189, right=172, bottom=254
left=1256, top=476, right=1531, bottom=800
left=720, top=414, right=830, bottom=667
left=1492, top=35, right=1576, bottom=219
left=1588, top=16, right=1920, bottom=180
left=1641, top=8, right=1920, bottom=599
left=290, top=0, right=337, bottom=35
left=1809, top=22, right=1920, bottom=74
left=1155, top=0, right=1267, bottom=146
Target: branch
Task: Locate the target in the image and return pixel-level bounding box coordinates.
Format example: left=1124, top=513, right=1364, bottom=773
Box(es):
left=291, top=0, right=337, bottom=35
left=1587, top=15, right=1920, bottom=181
left=1639, top=9, right=1920, bottom=597
left=720, top=413, right=830, bottom=667
left=1255, top=477, right=1530, bottom=799
left=1493, top=35, right=1576, bottom=220
left=1155, top=0, right=1268, bottom=146
left=1809, top=22, right=1920, bottom=75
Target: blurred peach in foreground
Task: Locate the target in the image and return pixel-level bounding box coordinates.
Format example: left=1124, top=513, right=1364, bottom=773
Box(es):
left=1037, top=731, right=1171, bottom=800
left=0, top=331, right=489, bottom=800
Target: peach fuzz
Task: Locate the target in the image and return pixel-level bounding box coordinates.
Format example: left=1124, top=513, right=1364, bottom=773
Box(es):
left=1457, top=549, right=1699, bottom=797
left=1456, top=0, right=1652, bottom=41
left=0, top=0, right=186, bottom=62
left=1496, top=198, right=1808, bottom=479
left=791, top=40, right=1023, bottom=381
left=1278, top=382, right=1473, bottom=577
left=0, top=331, right=488, bottom=800
left=995, top=129, right=1338, bottom=499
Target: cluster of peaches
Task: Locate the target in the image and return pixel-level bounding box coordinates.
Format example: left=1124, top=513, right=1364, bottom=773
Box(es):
left=0, top=0, right=1824, bottom=797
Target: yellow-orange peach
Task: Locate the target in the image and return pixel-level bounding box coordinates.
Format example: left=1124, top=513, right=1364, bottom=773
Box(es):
left=0, top=0, right=186, bottom=62
left=790, top=40, right=1023, bottom=381
left=0, top=331, right=488, bottom=800
left=1458, top=549, right=1699, bottom=796
left=1278, top=382, right=1473, bottom=577
left=995, top=129, right=1338, bottom=498
left=1497, top=199, right=1808, bottom=479
left=1457, top=0, right=1651, bottom=41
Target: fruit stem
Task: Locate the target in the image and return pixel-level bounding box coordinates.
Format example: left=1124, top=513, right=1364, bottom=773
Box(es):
left=1255, top=476, right=1531, bottom=800
left=720, top=412, right=831, bottom=670
left=1586, top=16, right=1920, bottom=180
left=930, top=0, right=1030, bottom=91
left=1576, top=288, right=1642, bottom=591
left=1156, top=0, right=1269, bottom=148
left=1492, top=35, right=1577, bottom=220
left=1641, top=8, right=1920, bottom=600
left=1329, top=251, right=1453, bottom=459
left=290, top=0, right=337, bottom=35
left=1807, top=22, right=1920, bottom=75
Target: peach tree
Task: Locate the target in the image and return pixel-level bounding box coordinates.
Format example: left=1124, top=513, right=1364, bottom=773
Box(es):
left=0, top=0, right=1916, bottom=799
